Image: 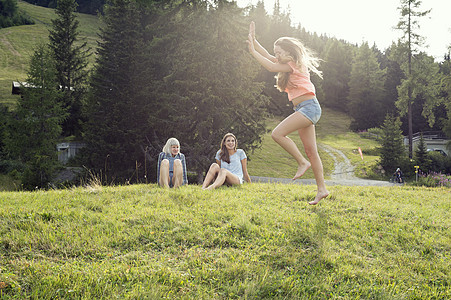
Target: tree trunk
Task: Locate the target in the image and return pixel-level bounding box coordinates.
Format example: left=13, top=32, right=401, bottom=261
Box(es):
left=408, top=99, right=413, bottom=158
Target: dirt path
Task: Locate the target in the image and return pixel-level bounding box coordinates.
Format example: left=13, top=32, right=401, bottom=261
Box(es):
left=318, top=143, right=357, bottom=180
left=251, top=143, right=394, bottom=187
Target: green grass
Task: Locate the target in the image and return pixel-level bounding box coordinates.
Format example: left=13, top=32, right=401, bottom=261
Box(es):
left=247, top=117, right=332, bottom=179
left=0, top=1, right=99, bottom=108
left=0, top=183, right=450, bottom=299
left=0, top=174, right=20, bottom=191
left=247, top=107, right=379, bottom=179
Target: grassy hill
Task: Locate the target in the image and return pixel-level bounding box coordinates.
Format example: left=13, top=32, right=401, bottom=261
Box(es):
left=247, top=108, right=380, bottom=180
left=0, top=1, right=99, bottom=108
left=0, top=183, right=450, bottom=298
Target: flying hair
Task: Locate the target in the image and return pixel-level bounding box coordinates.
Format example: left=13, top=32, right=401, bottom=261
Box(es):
left=274, top=37, right=322, bottom=92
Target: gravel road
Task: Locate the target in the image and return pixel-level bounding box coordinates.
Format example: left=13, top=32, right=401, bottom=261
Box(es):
left=251, top=143, right=394, bottom=187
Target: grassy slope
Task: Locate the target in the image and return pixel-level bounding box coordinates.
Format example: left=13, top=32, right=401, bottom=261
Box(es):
left=247, top=107, right=380, bottom=179
left=0, top=183, right=450, bottom=298
left=0, top=1, right=99, bottom=108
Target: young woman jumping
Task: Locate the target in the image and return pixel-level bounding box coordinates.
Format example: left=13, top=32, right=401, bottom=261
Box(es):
left=247, top=21, right=328, bottom=205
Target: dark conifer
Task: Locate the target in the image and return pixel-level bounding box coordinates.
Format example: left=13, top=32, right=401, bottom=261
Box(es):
left=380, top=114, right=406, bottom=174
left=6, top=44, right=66, bottom=189
left=83, top=0, right=152, bottom=182
left=48, top=0, right=90, bottom=138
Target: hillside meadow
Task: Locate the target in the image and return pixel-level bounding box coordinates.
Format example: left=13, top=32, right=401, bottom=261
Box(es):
left=2, top=5, right=449, bottom=297
left=0, top=1, right=99, bottom=108
left=248, top=107, right=380, bottom=180
left=0, top=183, right=450, bottom=299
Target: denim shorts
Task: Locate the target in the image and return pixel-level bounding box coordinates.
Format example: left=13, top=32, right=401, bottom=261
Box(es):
left=169, top=171, right=174, bottom=188
left=293, top=97, right=322, bottom=125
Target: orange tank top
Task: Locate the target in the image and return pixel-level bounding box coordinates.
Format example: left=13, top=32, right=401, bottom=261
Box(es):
left=284, top=61, right=316, bottom=101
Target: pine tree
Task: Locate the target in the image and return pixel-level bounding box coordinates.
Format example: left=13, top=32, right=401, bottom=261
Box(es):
left=380, top=114, right=407, bottom=174
left=321, top=39, right=353, bottom=111
left=414, top=132, right=430, bottom=171
left=48, top=0, right=90, bottom=138
left=6, top=44, right=66, bottom=189
left=348, top=42, right=386, bottom=130
left=441, top=51, right=451, bottom=140
left=151, top=0, right=268, bottom=182
left=395, top=0, right=436, bottom=158
left=83, top=0, right=153, bottom=182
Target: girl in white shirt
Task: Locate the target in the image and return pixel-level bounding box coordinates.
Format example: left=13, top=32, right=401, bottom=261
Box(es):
left=202, top=133, right=251, bottom=190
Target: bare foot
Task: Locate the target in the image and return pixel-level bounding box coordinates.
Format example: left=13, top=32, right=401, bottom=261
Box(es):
left=292, top=162, right=311, bottom=180
left=309, top=191, right=329, bottom=205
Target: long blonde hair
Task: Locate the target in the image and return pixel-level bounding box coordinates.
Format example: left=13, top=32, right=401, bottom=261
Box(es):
left=274, top=37, right=322, bottom=92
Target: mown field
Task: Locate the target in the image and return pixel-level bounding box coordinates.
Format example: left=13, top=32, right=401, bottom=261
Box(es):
left=0, top=1, right=99, bottom=108
left=0, top=183, right=450, bottom=299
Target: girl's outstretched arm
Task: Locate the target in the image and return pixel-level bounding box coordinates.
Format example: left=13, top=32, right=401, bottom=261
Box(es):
left=248, top=33, right=291, bottom=73
left=249, top=21, right=277, bottom=63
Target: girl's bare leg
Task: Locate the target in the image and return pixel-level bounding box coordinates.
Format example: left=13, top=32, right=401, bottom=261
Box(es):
left=272, top=112, right=313, bottom=180
left=159, top=159, right=170, bottom=188
left=172, top=159, right=183, bottom=188
left=206, top=169, right=241, bottom=190
left=202, top=163, right=220, bottom=189
left=298, top=125, right=329, bottom=205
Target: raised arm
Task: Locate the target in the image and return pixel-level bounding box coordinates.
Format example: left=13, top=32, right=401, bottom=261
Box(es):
left=249, top=21, right=277, bottom=63
left=247, top=22, right=291, bottom=73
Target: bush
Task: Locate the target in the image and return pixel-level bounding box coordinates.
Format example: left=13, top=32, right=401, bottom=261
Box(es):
left=427, top=152, right=451, bottom=174
left=411, top=171, right=451, bottom=188
left=0, top=159, right=26, bottom=174
left=360, top=127, right=383, bottom=141
left=0, top=10, right=34, bottom=29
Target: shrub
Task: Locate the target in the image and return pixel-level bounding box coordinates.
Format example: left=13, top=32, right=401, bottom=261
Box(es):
left=361, top=127, right=383, bottom=141
left=427, top=151, right=451, bottom=174
left=412, top=171, right=451, bottom=188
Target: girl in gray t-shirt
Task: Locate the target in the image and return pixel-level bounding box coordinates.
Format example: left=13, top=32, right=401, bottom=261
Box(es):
left=202, top=133, right=251, bottom=190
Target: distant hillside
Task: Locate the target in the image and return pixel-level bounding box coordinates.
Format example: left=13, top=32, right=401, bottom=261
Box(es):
left=20, top=0, right=105, bottom=15
left=0, top=0, right=99, bottom=108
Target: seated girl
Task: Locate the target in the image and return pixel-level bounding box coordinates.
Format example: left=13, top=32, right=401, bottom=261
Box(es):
left=157, top=137, right=188, bottom=188
left=202, top=133, right=251, bottom=190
